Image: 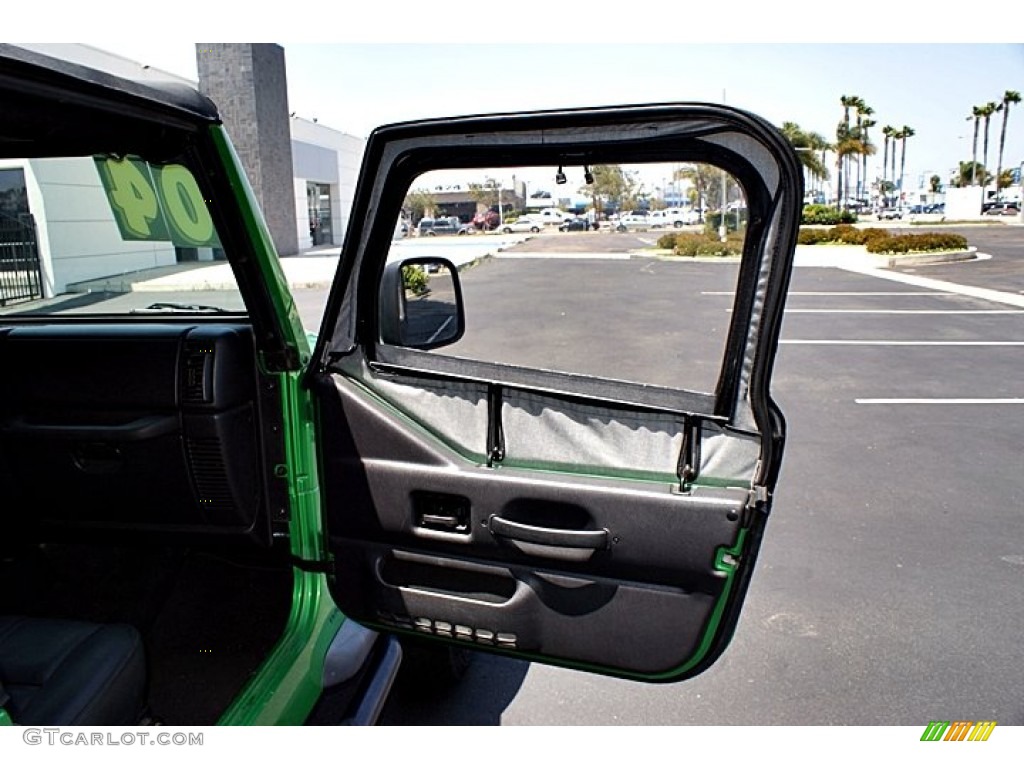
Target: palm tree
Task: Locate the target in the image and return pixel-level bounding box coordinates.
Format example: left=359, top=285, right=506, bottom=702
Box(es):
left=854, top=101, right=873, bottom=201
left=978, top=102, right=999, bottom=196
left=809, top=130, right=833, bottom=197
left=837, top=95, right=861, bottom=208
left=674, top=165, right=718, bottom=218
left=952, top=161, right=991, bottom=188
left=890, top=128, right=900, bottom=196
left=781, top=122, right=831, bottom=194
left=859, top=117, right=876, bottom=203
left=835, top=124, right=863, bottom=209
left=881, top=125, right=895, bottom=203
left=968, top=106, right=984, bottom=186
left=995, top=90, right=1021, bottom=201
left=997, top=168, right=1015, bottom=194
left=898, top=126, right=914, bottom=202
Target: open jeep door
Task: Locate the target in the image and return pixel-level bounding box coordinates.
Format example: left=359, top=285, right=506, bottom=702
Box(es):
left=308, top=105, right=802, bottom=681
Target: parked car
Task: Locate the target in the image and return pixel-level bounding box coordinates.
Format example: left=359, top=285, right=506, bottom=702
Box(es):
left=471, top=209, right=500, bottom=231
left=418, top=216, right=471, bottom=235
left=614, top=212, right=651, bottom=231
left=533, top=207, right=574, bottom=225
left=0, top=46, right=804, bottom=728
left=878, top=207, right=903, bottom=220
left=982, top=202, right=1021, bottom=216
left=500, top=217, right=544, bottom=233
left=558, top=216, right=591, bottom=232
left=649, top=208, right=701, bottom=228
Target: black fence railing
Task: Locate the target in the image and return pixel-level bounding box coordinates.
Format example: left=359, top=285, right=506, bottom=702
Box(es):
left=0, top=213, right=44, bottom=306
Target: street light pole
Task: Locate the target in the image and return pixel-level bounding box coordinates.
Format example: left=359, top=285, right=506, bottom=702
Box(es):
left=496, top=178, right=503, bottom=227
left=719, top=89, right=728, bottom=242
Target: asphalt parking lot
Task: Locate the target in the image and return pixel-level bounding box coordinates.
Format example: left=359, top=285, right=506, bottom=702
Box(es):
left=365, top=228, right=1024, bottom=725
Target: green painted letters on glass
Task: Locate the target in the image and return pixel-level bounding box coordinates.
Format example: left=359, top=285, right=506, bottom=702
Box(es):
left=94, top=157, right=219, bottom=248
left=95, top=157, right=168, bottom=241
left=152, top=165, right=217, bottom=247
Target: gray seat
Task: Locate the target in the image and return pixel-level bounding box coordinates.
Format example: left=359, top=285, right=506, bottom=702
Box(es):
left=0, top=615, right=145, bottom=725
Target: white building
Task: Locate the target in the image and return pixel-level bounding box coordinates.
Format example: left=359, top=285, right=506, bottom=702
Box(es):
left=4, top=44, right=365, bottom=298
left=290, top=117, right=364, bottom=252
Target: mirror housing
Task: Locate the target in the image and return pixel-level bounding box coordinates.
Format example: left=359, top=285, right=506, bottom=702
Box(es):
left=379, top=257, right=465, bottom=350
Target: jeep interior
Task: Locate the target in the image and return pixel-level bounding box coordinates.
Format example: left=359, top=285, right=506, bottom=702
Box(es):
left=0, top=47, right=802, bottom=724
left=0, top=49, right=376, bottom=726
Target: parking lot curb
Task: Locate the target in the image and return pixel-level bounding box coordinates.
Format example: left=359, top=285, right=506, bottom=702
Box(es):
left=884, top=246, right=977, bottom=268
left=641, top=251, right=742, bottom=263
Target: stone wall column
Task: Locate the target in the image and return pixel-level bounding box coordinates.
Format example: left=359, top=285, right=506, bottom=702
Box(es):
left=196, top=43, right=299, bottom=256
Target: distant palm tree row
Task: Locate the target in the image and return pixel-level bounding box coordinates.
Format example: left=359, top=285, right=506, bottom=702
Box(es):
left=963, top=90, right=1021, bottom=196
left=782, top=95, right=907, bottom=209
left=782, top=89, right=1021, bottom=210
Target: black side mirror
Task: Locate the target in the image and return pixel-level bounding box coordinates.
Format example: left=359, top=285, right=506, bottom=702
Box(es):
left=379, top=257, right=465, bottom=350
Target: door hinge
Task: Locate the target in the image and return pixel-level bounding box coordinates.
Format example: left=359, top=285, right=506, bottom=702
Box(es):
left=487, top=383, right=505, bottom=466
left=677, top=416, right=702, bottom=491
left=744, top=484, right=771, bottom=524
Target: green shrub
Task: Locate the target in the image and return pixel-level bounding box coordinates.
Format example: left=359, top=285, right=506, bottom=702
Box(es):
left=704, top=211, right=747, bottom=234
left=797, top=228, right=832, bottom=245
left=656, top=233, right=679, bottom=249
left=828, top=225, right=889, bottom=245
left=671, top=232, right=743, bottom=257
left=866, top=233, right=968, bottom=254
left=402, top=264, right=429, bottom=295
left=802, top=205, right=856, bottom=225
left=798, top=225, right=893, bottom=246
left=855, top=227, right=890, bottom=245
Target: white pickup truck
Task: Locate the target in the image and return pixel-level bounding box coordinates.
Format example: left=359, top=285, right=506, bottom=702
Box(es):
left=649, top=207, right=701, bottom=227
left=533, top=207, right=574, bottom=225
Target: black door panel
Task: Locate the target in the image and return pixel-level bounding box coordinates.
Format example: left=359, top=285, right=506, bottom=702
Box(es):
left=312, top=103, right=802, bottom=680
left=0, top=324, right=271, bottom=542
left=317, top=370, right=751, bottom=678
left=333, top=542, right=720, bottom=675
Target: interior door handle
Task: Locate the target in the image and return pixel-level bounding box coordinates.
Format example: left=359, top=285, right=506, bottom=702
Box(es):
left=487, top=515, right=609, bottom=550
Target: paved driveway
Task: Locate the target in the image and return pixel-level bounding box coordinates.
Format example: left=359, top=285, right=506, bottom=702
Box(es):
left=374, top=241, right=1024, bottom=725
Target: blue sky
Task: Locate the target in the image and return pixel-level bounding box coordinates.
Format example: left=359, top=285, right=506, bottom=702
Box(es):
left=48, top=42, right=1024, bottom=191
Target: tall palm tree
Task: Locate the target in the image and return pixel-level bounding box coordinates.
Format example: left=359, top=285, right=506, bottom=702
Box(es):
left=898, top=126, right=915, bottom=201
left=968, top=106, right=985, bottom=186
left=978, top=102, right=999, bottom=196
left=854, top=101, right=873, bottom=201
left=995, top=90, right=1021, bottom=201
left=835, top=123, right=863, bottom=209
left=809, top=130, right=832, bottom=195
left=890, top=128, right=900, bottom=196
left=881, top=125, right=895, bottom=202
left=837, top=95, right=861, bottom=208
left=860, top=117, right=876, bottom=203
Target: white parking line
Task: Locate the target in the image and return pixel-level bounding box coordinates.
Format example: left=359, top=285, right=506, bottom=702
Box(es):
left=840, top=265, right=1024, bottom=309
left=494, top=252, right=633, bottom=260
left=782, top=309, right=1024, bottom=314
left=781, top=340, right=1024, bottom=346
left=702, top=291, right=957, bottom=296
left=855, top=398, right=1024, bottom=405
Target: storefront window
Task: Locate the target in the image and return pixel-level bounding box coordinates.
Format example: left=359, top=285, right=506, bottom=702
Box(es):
left=306, top=182, right=332, bottom=245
